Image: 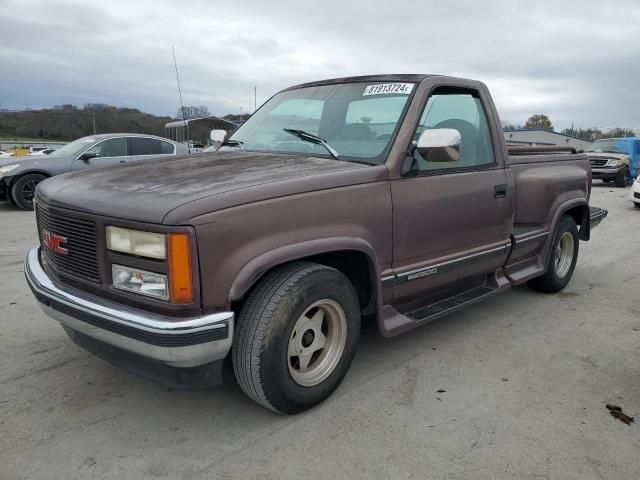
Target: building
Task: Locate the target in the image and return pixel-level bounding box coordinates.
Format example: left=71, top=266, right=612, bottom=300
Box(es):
left=164, top=116, right=239, bottom=144
left=503, top=129, right=592, bottom=151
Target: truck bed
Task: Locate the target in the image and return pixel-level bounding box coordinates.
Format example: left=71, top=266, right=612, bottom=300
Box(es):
left=507, top=150, right=591, bottom=225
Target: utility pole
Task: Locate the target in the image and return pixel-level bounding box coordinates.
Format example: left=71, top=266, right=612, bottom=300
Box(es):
left=253, top=86, right=257, bottom=112
left=92, top=110, right=96, bottom=135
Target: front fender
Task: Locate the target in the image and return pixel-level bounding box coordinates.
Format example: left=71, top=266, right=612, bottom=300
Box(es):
left=228, top=236, right=381, bottom=302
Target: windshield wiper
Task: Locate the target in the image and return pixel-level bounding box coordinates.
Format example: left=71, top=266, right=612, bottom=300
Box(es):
left=221, top=139, right=245, bottom=151
left=282, top=129, right=340, bottom=160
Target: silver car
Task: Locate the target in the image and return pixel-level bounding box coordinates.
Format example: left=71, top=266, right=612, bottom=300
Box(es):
left=0, top=134, right=188, bottom=210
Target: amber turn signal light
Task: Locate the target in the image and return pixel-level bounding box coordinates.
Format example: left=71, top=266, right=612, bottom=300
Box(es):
left=168, top=233, right=194, bottom=303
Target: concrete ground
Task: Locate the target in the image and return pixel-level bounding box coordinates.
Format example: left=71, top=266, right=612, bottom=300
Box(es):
left=1, top=185, right=638, bottom=480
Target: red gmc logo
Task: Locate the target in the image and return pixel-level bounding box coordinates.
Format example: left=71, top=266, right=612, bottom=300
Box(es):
left=43, top=230, right=68, bottom=255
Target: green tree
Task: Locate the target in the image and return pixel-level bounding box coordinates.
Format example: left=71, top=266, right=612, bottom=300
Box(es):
left=524, top=114, right=553, bottom=130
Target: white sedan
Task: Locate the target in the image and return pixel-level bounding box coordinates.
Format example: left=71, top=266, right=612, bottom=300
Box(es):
left=631, top=176, right=640, bottom=209
left=0, top=151, right=13, bottom=158
left=28, top=148, right=56, bottom=156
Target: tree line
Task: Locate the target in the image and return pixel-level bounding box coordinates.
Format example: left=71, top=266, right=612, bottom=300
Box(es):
left=502, top=114, right=636, bottom=141
left=0, top=104, right=249, bottom=141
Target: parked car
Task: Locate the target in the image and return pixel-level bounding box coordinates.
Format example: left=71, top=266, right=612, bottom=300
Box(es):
left=25, top=74, right=606, bottom=414
left=29, top=148, right=57, bottom=156
left=29, top=147, right=51, bottom=154
left=631, top=175, right=640, bottom=208
left=0, top=134, right=188, bottom=210
left=586, top=137, right=639, bottom=187
left=188, top=142, right=206, bottom=153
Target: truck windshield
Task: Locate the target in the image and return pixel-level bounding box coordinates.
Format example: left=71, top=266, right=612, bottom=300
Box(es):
left=587, top=140, right=626, bottom=154
left=224, top=82, right=415, bottom=164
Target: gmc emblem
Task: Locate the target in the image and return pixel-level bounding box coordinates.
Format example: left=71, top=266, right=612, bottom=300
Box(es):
left=43, top=230, right=68, bottom=255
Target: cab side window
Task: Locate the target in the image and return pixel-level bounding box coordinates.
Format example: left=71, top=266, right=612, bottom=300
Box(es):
left=413, top=90, right=494, bottom=171
left=84, top=137, right=128, bottom=158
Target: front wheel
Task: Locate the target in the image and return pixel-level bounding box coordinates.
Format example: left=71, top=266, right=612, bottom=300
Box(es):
left=528, top=215, right=579, bottom=293
left=11, top=173, right=47, bottom=210
left=614, top=168, right=631, bottom=187
left=232, top=262, right=360, bottom=414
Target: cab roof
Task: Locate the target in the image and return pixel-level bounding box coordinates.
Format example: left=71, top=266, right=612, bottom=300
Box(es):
left=286, top=74, right=434, bottom=90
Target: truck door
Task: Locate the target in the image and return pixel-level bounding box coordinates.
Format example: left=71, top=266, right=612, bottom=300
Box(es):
left=391, top=86, right=513, bottom=308
left=72, top=137, right=131, bottom=171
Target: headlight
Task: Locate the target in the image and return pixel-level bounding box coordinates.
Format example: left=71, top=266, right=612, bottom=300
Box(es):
left=607, top=159, right=624, bottom=167
left=0, top=164, right=20, bottom=176
left=106, top=226, right=166, bottom=259
left=112, top=264, right=168, bottom=300
left=108, top=229, right=195, bottom=304
left=636, top=175, right=640, bottom=184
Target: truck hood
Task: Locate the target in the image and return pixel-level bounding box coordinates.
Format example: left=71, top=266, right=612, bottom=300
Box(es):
left=586, top=152, right=629, bottom=161
left=37, top=151, right=377, bottom=224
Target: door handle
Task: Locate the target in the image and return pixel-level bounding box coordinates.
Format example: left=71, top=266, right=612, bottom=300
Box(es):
left=119, top=160, right=126, bottom=163
left=494, top=184, right=507, bottom=198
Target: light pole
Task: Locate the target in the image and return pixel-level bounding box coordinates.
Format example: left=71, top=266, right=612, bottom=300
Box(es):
left=253, top=86, right=257, bottom=112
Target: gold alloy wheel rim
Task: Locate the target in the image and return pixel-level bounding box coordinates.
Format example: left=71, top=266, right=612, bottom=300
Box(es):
left=554, top=231, right=574, bottom=279
left=287, top=299, right=347, bottom=387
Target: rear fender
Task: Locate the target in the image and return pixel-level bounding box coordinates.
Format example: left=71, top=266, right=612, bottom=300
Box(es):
left=542, top=199, right=589, bottom=266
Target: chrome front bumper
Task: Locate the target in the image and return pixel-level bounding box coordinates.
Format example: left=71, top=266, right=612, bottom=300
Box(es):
left=25, top=247, right=234, bottom=369
left=591, top=166, right=625, bottom=178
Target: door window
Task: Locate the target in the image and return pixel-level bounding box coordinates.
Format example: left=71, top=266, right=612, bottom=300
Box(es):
left=412, top=90, right=494, bottom=171
left=83, top=137, right=128, bottom=158
left=130, top=137, right=164, bottom=156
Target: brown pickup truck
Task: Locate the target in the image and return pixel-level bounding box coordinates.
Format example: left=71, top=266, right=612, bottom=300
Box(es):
left=25, top=74, right=607, bottom=414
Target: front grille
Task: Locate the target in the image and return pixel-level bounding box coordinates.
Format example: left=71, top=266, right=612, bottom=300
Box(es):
left=590, top=158, right=608, bottom=167
left=36, top=202, right=100, bottom=284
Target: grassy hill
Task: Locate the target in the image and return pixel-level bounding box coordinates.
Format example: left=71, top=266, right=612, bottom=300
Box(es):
left=0, top=104, right=173, bottom=141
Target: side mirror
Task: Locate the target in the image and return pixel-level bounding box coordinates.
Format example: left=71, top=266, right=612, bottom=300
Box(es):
left=416, top=128, right=461, bottom=162
left=80, top=152, right=98, bottom=161
left=209, top=129, right=227, bottom=151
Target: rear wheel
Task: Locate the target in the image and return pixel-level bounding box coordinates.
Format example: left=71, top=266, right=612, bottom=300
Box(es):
left=11, top=173, right=46, bottom=210
left=528, top=215, right=579, bottom=293
left=232, top=262, right=360, bottom=414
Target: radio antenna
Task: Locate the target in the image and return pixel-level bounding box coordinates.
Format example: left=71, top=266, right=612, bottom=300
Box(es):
left=171, top=45, right=187, bottom=139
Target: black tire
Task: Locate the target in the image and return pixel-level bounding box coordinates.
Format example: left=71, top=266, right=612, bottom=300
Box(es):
left=634, top=203, right=640, bottom=209
left=232, top=262, right=361, bottom=414
left=528, top=215, right=579, bottom=293
left=614, top=168, right=630, bottom=188
left=11, top=173, right=47, bottom=210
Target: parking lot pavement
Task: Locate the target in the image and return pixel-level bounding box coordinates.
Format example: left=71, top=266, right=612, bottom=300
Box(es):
left=0, top=185, right=638, bottom=480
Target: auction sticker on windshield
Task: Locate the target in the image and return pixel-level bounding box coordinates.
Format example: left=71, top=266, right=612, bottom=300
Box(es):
left=363, top=83, right=414, bottom=96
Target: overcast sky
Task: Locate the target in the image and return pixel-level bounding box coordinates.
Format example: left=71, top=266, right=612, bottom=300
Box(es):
left=1, top=0, right=639, bottom=131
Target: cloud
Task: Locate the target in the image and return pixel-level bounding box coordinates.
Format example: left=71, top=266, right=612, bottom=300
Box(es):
left=1, top=0, right=639, bottom=130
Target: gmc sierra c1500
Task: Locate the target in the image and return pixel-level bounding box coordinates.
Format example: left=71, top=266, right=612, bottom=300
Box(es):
left=25, top=74, right=607, bottom=414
